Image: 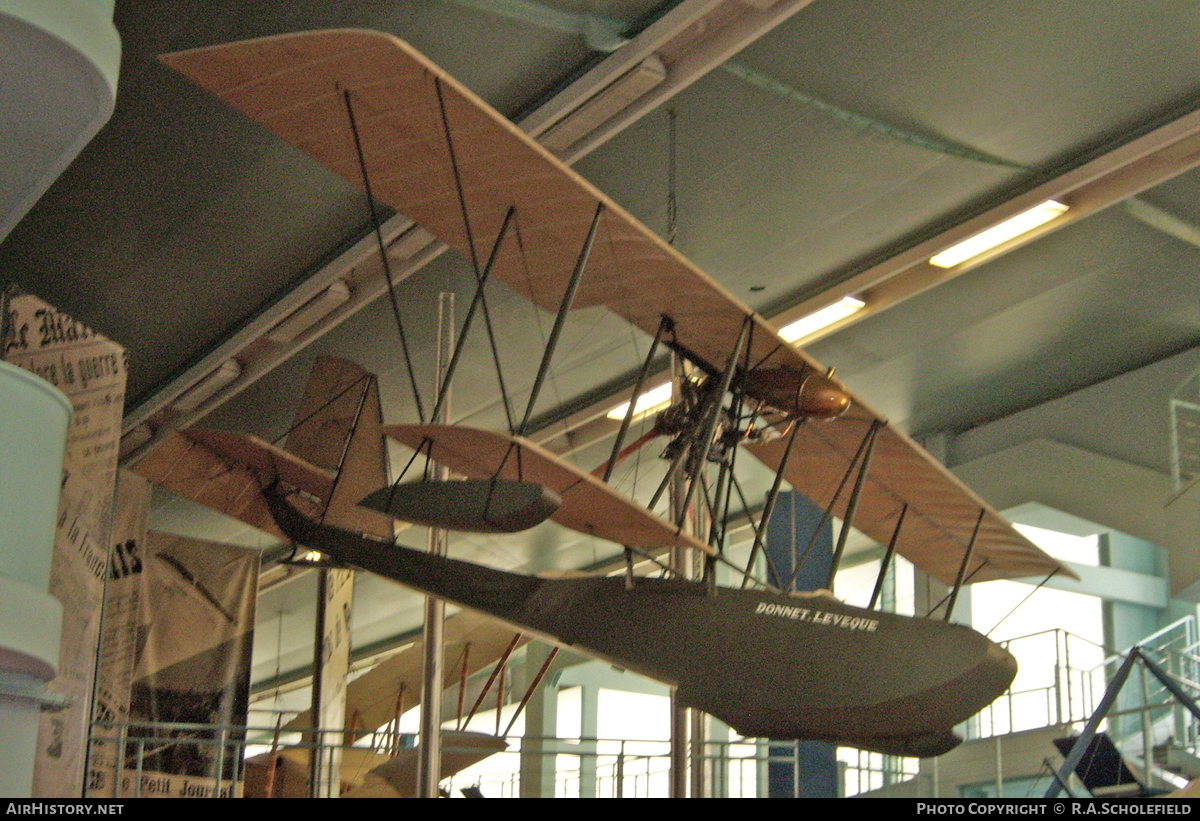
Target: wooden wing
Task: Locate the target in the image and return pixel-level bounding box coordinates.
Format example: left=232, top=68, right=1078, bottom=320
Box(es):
left=162, top=30, right=1071, bottom=585
left=383, top=424, right=714, bottom=554
left=132, top=357, right=386, bottom=540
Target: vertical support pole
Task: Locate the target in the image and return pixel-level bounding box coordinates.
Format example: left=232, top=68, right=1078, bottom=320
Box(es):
left=1140, top=663, right=1153, bottom=778
left=417, top=293, right=454, bottom=798
left=668, top=352, right=690, bottom=798
left=689, top=479, right=708, bottom=799
left=518, top=644, right=559, bottom=797
left=579, top=684, right=599, bottom=798
left=308, top=569, right=327, bottom=796
left=994, top=735, right=1003, bottom=798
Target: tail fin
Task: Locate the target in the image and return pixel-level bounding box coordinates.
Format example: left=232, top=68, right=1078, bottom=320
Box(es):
left=284, top=357, right=392, bottom=539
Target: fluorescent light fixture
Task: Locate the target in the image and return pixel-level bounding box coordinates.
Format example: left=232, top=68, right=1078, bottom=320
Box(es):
left=929, top=200, right=1069, bottom=268
left=388, top=226, right=436, bottom=260
left=171, top=359, right=242, bottom=412
left=779, top=296, right=866, bottom=343
left=266, top=280, right=351, bottom=344
left=606, top=381, right=673, bottom=421
left=119, top=422, right=153, bottom=459
left=541, top=55, right=667, bottom=153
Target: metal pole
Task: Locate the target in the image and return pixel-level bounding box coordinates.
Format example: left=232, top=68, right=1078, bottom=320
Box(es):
left=428, top=207, right=516, bottom=425
left=827, top=420, right=881, bottom=587
left=740, top=420, right=802, bottom=590
left=417, top=293, right=454, bottom=798
left=669, top=352, right=690, bottom=798
left=308, top=568, right=327, bottom=796
left=603, top=315, right=669, bottom=483
left=1139, top=649, right=1200, bottom=723
left=690, top=483, right=708, bottom=798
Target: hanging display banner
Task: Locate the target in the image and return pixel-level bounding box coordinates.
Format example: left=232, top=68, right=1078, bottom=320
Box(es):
left=108, top=531, right=259, bottom=798
left=2, top=292, right=127, bottom=798
left=86, top=470, right=151, bottom=797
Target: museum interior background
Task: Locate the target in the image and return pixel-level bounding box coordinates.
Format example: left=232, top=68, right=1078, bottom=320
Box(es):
left=5, top=0, right=1200, bottom=799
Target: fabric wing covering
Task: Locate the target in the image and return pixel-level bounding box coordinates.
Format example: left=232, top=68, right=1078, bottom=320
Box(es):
left=162, top=29, right=1072, bottom=588
left=747, top=409, right=1075, bottom=586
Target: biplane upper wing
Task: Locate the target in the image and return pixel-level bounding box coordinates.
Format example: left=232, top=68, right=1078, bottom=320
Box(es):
left=162, top=30, right=1073, bottom=586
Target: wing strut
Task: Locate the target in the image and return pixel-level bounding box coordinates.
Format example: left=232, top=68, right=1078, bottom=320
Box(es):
left=316, top=370, right=376, bottom=525
left=708, top=320, right=755, bottom=556
left=785, top=420, right=880, bottom=592
left=428, top=206, right=517, bottom=427
left=342, top=89, right=425, bottom=423
left=728, top=470, right=784, bottom=590
left=517, top=201, right=606, bottom=436
left=434, top=78, right=515, bottom=431
left=602, top=315, right=672, bottom=483
left=826, top=419, right=883, bottom=587
left=944, top=508, right=985, bottom=622
left=462, top=632, right=523, bottom=731
left=503, top=646, right=560, bottom=738
left=740, top=419, right=803, bottom=590
left=867, top=503, right=907, bottom=610
left=673, top=317, right=751, bottom=530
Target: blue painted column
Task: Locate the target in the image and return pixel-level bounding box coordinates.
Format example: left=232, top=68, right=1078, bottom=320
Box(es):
left=765, top=490, right=838, bottom=799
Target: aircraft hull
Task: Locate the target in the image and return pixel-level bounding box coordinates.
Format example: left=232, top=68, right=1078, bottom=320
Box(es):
left=266, top=492, right=1015, bottom=757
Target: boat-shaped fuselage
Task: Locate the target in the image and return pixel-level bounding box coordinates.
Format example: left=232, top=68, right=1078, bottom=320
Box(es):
left=266, top=491, right=1015, bottom=757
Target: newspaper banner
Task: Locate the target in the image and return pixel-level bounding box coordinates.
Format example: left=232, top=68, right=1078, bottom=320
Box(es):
left=87, top=470, right=151, bottom=797
left=112, top=531, right=259, bottom=798
left=3, top=292, right=127, bottom=798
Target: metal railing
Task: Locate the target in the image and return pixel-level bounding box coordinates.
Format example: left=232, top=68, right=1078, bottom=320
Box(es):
left=87, top=619, right=1200, bottom=798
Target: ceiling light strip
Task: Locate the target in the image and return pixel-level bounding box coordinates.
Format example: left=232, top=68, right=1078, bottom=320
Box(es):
left=928, top=201, right=1068, bottom=268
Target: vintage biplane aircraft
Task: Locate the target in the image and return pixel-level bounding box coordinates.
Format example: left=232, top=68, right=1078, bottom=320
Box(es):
left=140, top=29, right=1077, bottom=758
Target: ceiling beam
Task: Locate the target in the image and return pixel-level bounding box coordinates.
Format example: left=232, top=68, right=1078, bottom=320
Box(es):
left=531, top=106, right=1200, bottom=456
left=771, top=106, right=1200, bottom=345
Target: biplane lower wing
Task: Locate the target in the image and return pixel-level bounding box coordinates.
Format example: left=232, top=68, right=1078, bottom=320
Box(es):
left=285, top=608, right=529, bottom=737
left=749, top=411, right=1076, bottom=586
left=374, top=424, right=714, bottom=554
left=244, top=731, right=506, bottom=798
